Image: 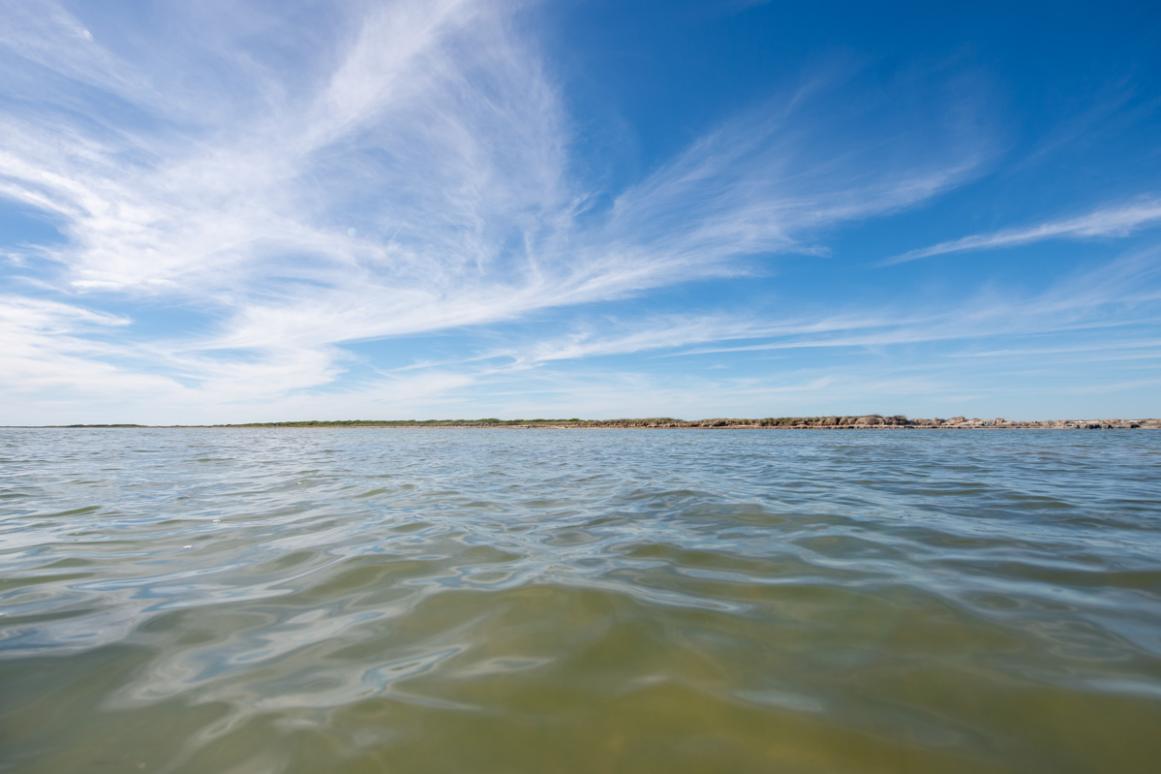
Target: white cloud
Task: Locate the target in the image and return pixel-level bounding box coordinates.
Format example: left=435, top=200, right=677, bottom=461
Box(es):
left=676, top=249, right=1161, bottom=357
left=884, top=198, right=1161, bottom=265
left=0, top=1, right=1000, bottom=421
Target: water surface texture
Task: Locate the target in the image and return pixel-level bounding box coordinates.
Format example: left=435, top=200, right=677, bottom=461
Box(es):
left=2, top=428, right=1160, bottom=772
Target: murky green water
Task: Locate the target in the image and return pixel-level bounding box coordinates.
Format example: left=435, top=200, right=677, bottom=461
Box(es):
left=1, top=428, right=1159, bottom=772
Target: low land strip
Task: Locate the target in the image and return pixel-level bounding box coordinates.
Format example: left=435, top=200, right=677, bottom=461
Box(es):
left=50, top=416, right=1161, bottom=429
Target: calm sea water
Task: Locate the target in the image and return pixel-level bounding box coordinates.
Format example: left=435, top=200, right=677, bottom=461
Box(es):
left=1, top=428, right=1160, bottom=772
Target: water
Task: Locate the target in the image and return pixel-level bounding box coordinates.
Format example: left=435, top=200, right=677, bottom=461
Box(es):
left=1, top=428, right=1159, bottom=773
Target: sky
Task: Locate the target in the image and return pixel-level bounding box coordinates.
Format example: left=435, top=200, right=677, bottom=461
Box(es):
left=1, top=0, right=1160, bottom=424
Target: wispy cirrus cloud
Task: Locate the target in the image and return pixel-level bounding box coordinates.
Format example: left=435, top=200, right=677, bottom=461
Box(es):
left=883, top=198, right=1161, bottom=265
left=471, top=313, right=899, bottom=370
left=16, top=2, right=1159, bottom=422
left=0, top=0, right=996, bottom=422
left=680, top=249, right=1161, bottom=356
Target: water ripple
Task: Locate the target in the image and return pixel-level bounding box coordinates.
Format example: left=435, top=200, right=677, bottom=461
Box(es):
left=1, top=428, right=1160, bottom=773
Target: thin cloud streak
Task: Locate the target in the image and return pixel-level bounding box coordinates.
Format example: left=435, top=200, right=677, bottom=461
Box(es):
left=884, top=198, right=1161, bottom=265
left=675, top=249, right=1161, bottom=356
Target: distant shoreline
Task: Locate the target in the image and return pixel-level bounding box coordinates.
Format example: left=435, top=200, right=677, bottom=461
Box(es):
left=18, top=415, right=1161, bottom=430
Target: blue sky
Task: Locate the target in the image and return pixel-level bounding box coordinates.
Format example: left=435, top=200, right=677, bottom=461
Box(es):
left=1, top=0, right=1160, bottom=424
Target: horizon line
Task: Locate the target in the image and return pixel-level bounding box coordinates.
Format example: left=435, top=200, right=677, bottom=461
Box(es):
left=6, top=415, right=1160, bottom=430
